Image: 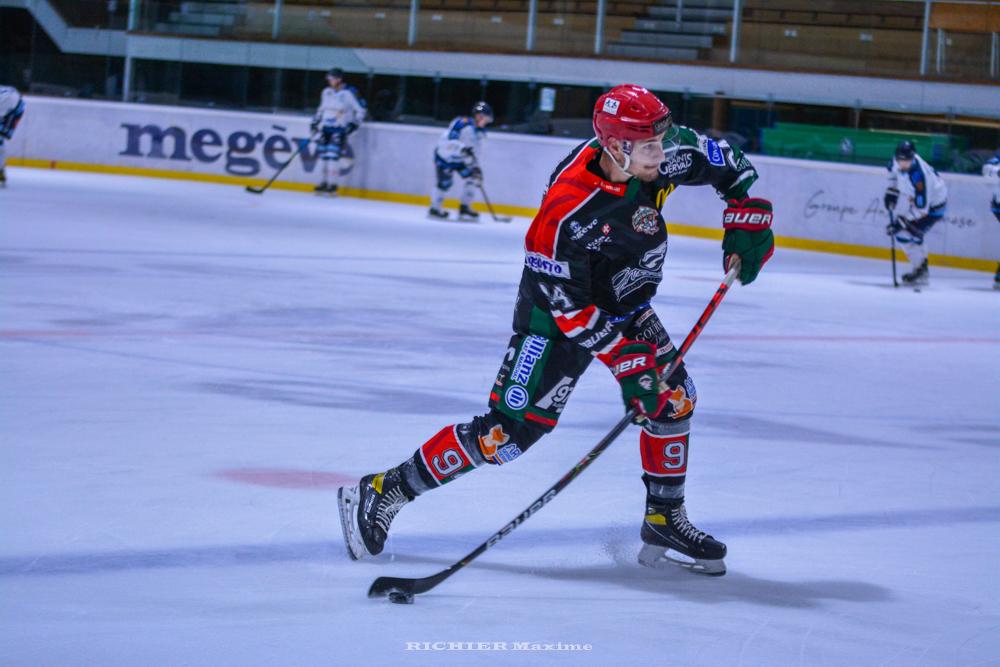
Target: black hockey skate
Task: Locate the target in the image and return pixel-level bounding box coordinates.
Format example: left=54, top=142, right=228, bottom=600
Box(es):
left=458, top=204, right=480, bottom=221
left=0, top=167, right=6, bottom=187
left=338, top=468, right=414, bottom=560
left=427, top=207, right=449, bottom=220
left=902, top=259, right=929, bottom=287
left=638, top=498, right=727, bottom=576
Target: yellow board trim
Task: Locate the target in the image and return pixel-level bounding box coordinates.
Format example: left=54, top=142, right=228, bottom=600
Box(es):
left=9, top=158, right=993, bottom=273
left=664, top=222, right=995, bottom=273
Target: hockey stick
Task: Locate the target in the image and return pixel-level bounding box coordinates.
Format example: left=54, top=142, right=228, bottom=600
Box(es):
left=368, top=261, right=741, bottom=601
left=888, top=211, right=899, bottom=288
left=477, top=183, right=513, bottom=223
left=245, top=133, right=316, bottom=195
left=467, top=154, right=511, bottom=223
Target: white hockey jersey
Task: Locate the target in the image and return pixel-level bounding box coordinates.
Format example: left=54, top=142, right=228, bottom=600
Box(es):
left=435, top=116, right=486, bottom=164
left=313, top=85, right=366, bottom=129
left=886, top=153, right=948, bottom=219
left=983, top=156, right=1000, bottom=200
left=0, top=86, right=24, bottom=138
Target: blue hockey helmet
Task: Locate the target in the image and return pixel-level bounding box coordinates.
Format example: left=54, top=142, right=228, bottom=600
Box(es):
left=471, top=101, right=494, bottom=121
left=327, top=67, right=345, bottom=80
left=894, top=140, right=916, bottom=160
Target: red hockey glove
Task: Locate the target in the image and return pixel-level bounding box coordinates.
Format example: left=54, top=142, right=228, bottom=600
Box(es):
left=722, top=197, right=774, bottom=285
left=609, top=339, right=667, bottom=422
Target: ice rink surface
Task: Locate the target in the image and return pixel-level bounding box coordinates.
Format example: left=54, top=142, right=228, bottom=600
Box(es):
left=2, top=168, right=999, bottom=666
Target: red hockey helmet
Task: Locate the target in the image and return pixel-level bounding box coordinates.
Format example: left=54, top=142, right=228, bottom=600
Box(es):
left=593, top=84, right=672, bottom=147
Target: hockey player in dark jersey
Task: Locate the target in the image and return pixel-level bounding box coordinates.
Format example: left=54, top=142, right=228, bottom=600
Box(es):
left=338, top=84, right=774, bottom=577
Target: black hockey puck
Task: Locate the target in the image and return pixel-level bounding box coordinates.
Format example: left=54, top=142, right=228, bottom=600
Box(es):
left=388, top=589, right=414, bottom=605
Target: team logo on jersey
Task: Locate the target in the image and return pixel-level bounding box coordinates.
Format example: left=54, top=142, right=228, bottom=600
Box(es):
left=602, top=223, right=611, bottom=235
left=493, top=443, right=523, bottom=464
left=525, top=252, right=571, bottom=278
left=602, top=98, right=621, bottom=115
left=659, top=152, right=692, bottom=177
left=539, top=283, right=573, bottom=310
left=665, top=382, right=695, bottom=419
left=586, top=235, right=612, bottom=251
left=478, top=425, right=510, bottom=459
left=511, top=336, right=548, bottom=385
left=705, top=139, right=725, bottom=166
left=655, top=184, right=677, bottom=209
left=611, top=241, right=667, bottom=299
left=632, top=207, right=661, bottom=236
left=569, top=218, right=599, bottom=240
left=504, top=385, right=529, bottom=410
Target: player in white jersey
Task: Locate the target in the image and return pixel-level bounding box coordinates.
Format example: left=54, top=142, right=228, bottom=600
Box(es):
left=310, top=68, right=366, bottom=195
left=428, top=101, right=493, bottom=221
left=0, top=86, right=26, bottom=187
left=982, top=154, right=1000, bottom=289
left=884, top=140, right=948, bottom=286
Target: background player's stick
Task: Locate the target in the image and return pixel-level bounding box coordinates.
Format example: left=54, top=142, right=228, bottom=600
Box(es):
left=245, top=133, right=316, bottom=195
left=467, top=154, right=512, bottom=222
left=477, top=183, right=513, bottom=223
left=888, top=211, right=899, bottom=288
left=368, top=260, right=741, bottom=602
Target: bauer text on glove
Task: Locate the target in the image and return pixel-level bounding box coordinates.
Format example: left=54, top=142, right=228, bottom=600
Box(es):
left=721, top=197, right=774, bottom=285
left=609, top=340, right=668, bottom=422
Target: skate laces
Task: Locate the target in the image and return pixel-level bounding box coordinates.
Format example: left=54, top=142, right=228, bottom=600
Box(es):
left=670, top=505, right=708, bottom=544
left=374, top=487, right=408, bottom=535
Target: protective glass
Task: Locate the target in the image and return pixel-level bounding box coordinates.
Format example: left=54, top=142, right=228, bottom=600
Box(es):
left=661, top=122, right=681, bottom=155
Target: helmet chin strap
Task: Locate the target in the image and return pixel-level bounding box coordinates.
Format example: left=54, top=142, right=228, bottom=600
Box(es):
left=604, top=142, right=633, bottom=177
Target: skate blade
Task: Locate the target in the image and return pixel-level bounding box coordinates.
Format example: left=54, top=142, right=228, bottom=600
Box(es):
left=638, top=543, right=726, bottom=576
left=337, top=485, right=368, bottom=560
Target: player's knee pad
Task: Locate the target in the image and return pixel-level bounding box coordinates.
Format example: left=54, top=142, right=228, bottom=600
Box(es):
left=465, top=410, right=547, bottom=467
left=435, top=166, right=454, bottom=191
left=408, top=411, right=547, bottom=489
left=640, top=417, right=691, bottom=479
left=461, top=179, right=476, bottom=197
left=656, top=370, right=696, bottom=423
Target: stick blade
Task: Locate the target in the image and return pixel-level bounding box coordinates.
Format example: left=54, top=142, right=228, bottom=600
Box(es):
left=368, top=576, right=417, bottom=599
left=245, top=186, right=264, bottom=194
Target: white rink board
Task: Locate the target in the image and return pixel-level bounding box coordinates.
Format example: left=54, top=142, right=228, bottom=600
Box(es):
left=8, top=96, right=999, bottom=262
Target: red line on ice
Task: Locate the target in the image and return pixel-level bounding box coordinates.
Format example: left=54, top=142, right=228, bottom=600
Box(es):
left=214, top=469, right=357, bottom=489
